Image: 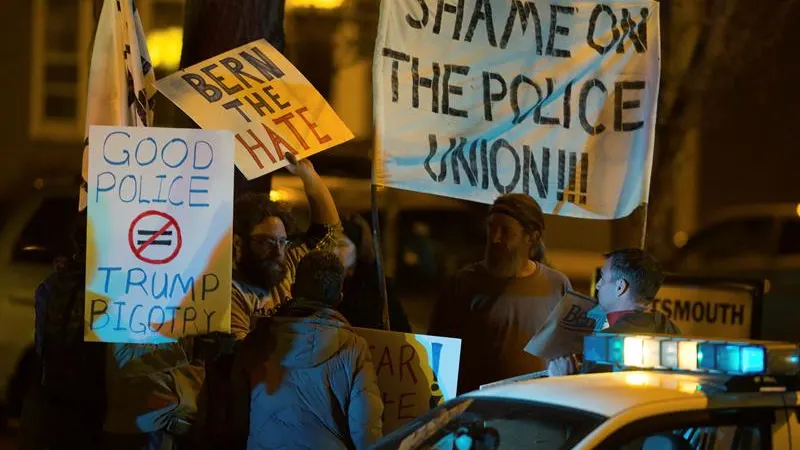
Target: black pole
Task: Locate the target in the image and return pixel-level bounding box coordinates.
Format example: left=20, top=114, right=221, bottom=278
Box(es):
left=179, top=0, right=288, bottom=196
left=370, top=163, right=390, bottom=331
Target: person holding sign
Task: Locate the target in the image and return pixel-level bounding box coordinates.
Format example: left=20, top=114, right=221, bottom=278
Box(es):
left=230, top=152, right=341, bottom=339
left=429, top=194, right=571, bottom=394
left=548, top=248, right=681, bottom=376
left=192, top=153, right=341, bottom=446
left=236, top=251, right=383, bottom=449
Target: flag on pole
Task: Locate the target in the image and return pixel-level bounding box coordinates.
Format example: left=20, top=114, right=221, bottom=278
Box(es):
left=79, top=0, right=156, bottom=210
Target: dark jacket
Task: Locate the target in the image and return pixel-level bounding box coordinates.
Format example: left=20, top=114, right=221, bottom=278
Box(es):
left=243, top=301, right=383, bottom=450
left=31, top=260, right=106, bottom=449
left=338, top=262, right=411, bottom=333
left=605, top=310, right=681, bottom=335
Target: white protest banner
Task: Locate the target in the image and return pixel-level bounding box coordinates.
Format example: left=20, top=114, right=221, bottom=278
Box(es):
left=354, top=328, right=461, bottom=433
left=85, top=125, right=234, bottom=344
left=156, top=39, right=354, bottom=180
left=373, top=0, right=660, bottom=219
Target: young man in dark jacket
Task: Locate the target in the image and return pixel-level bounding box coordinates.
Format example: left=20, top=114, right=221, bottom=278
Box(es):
left=595, top=248, right=679, bottom=335
left=548, top=248, right=680, bottom=375
left=238, top=251, right=383, bottom=450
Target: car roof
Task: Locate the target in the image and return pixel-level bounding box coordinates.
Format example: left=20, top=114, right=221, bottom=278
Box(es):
left=464, top=371, right=728, bottom=416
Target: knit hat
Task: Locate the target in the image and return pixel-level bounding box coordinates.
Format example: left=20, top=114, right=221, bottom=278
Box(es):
left=489, top=194, right=545, bottom=233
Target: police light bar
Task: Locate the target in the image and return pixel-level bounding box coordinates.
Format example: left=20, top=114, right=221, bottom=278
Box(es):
left=584, top=334, right=800, bottom=376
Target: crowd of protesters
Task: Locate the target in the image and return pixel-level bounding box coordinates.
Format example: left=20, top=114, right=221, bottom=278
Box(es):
left=19, top=152, right=678, bottom=449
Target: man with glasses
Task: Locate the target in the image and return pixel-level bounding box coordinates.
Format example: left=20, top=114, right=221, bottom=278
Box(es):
left=229, top=152, right=341, bottom=339
left=190, top=153, right=341, bottom=448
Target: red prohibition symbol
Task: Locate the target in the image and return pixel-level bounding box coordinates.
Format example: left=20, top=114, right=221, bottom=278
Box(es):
left=128, top=210, right=183, bottom=265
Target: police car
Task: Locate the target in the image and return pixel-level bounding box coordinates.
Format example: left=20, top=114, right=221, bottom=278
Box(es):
left=371, top=334, right=800, bottom=449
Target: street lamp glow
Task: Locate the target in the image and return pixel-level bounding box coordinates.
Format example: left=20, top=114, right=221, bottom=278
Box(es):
left=286, top=0, right=345, bottom=10
left=147, top=27, right=183, bottom=70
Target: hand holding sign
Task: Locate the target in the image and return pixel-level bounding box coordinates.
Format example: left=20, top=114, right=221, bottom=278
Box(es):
left=525, top=290, right=606, bottom=361
left=283, top=151, right=313, bottom=179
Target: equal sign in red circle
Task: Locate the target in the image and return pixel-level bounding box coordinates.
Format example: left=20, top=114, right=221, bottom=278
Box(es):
left=128, top=210, right=183, bottom=265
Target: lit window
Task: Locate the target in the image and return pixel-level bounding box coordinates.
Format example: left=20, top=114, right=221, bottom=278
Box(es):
left=29, top=0, right=95, bottom=141
left=29, top=0, right=185, bottom=142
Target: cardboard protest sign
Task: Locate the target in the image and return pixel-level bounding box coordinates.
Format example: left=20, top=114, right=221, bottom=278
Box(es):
left=373, top=0, right=660, bottom=219
left=85, top=125, right=234, bottom=344
left=354, top=328, right=461, bottom=433
left=590, top=270, right=764, bottom=339
left=525, top=290, right=606, bottom=360
left=156, top=39, right=354, bottom=180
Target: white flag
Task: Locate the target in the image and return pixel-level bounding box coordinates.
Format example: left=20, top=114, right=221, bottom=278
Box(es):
left=79, top=0, right=156, bottom=210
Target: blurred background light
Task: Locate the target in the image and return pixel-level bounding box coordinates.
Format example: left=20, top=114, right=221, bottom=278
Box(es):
left=147, top=26, right=183, bottom=70
left=286, top=0, right=345, bottom=11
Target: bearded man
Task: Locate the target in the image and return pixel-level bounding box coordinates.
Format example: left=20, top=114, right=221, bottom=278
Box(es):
left=230, top=153, right=341, bottom=339
left=428, top=194, right=571, bottom=394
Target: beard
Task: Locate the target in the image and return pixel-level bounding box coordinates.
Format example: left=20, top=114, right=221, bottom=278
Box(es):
left=240, top=248, right=288, bottom=291
left=485, top=244, right=521, bottom=277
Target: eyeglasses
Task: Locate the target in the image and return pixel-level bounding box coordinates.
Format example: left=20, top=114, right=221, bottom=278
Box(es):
left=249, top=235, right=292, bottom=250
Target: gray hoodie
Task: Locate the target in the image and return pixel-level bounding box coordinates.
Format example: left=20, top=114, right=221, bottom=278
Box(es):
left=246, top=302, right=383, bottom=450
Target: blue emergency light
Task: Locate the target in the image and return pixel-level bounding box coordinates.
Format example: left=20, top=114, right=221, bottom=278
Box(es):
left=584, top=334, right=799, bottom=376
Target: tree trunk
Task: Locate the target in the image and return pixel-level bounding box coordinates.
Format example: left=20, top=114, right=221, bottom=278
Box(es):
left=179, top=0, right=288, bottom=196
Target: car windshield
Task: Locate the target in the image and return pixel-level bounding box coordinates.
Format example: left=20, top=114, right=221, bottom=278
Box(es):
left=372, top=397, right=606, bottom=450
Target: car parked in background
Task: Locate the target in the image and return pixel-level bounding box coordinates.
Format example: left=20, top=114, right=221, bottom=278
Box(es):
left=668, top=203, right=800, bottom=341
left=0, top=178, right=79, bottom=421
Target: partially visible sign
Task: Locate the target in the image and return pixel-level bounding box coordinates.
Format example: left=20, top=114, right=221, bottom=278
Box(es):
left=354, top=328, right=461, bottom=433
left=525, top=290, right=606, bottom=360
left=650, top=284, right=755, bottom=339
left=156, top=39, right=354, bottom=180
left=591, top=270, right=764, bottom=339
left=86, top=125, right=234, bottom=344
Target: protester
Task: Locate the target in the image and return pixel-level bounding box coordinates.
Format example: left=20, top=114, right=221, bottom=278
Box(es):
left=190, top=152, right=342, bottom=448
left=24, top=213, right=105, bottom=450
left=236, top=251, right=383, bottom=450
left=335, top=214, right=412, bottom=332
left=429, top=193, right=571, bottom=394
left=229, top=152, right=341, bottom=339
left=548, top=248, right=680, bottom=376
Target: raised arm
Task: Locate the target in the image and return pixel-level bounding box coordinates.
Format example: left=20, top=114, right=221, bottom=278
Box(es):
left=285, top=152, right=339, bottom=226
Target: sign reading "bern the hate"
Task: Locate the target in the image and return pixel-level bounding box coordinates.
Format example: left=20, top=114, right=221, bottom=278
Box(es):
left=373, top=0, right=660, bottom=219
left=156, top=39, right=353, bottom=180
